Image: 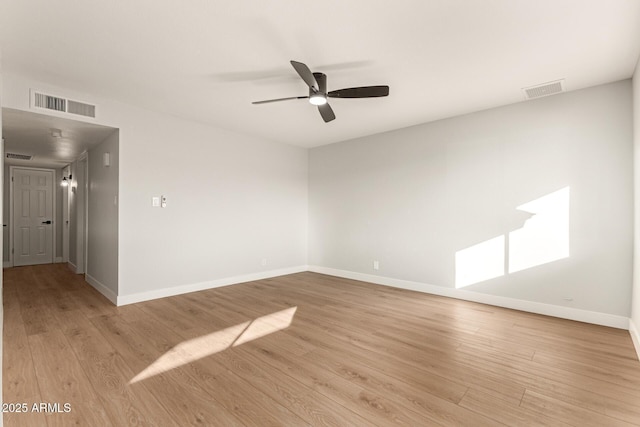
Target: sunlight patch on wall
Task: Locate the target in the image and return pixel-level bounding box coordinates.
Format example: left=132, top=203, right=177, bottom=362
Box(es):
left=455, top=236, right=505, bottom=288
left=455, top=187, right=570, bottom=288
left=509, top=187, right=570, bottom=273
left=129, top=306, right=297, bottom=384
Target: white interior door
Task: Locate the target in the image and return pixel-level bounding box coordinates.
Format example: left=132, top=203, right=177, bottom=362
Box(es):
left=13, top=168, right=54, bottom=266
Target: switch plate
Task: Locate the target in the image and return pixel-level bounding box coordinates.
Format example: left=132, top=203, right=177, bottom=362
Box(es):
left=373, top=260, right=379, bottom=270
left=152, top=197, right=160, bottom=207
left=161, top=195, right=167, bottom=208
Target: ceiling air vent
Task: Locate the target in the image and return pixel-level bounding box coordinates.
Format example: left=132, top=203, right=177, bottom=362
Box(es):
left=6, top=153, right=33, bottom=161
left=30, top=89, right=97, bottom=118
left=522, top=79, right=565, bottom=100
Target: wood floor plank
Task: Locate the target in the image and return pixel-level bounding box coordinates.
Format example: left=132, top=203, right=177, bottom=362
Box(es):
left=290, top=308, right=528, bottom=405
left=28, top=329, right=115, bottom=426
left=3, top=293, right=41, bottom=402
left=301, top=348, right=502, bottom=427
left=459, top=388, right=572, bottom=427
left=90, top=313, right=246, bottom=426
left=55, top=308, right=177, bottom=426
left=238, top=338, right=449, bottom=427
left=520, top=389, right=637, bottom=427
left=214, top=346, right=372, bottom=427
left=532, top=350, right=640, bottom=391
left=4, top=265, right=640, bottom=426
left=126, top=315, right=309, bottom=427
left=2, top=289, right=49, bottom=427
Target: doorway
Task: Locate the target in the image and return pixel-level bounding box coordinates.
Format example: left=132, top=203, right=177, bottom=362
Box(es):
left=2, top=108, right=119, bottom=294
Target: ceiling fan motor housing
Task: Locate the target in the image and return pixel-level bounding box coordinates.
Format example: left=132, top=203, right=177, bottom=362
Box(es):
left=309, top=72, right=328, bottom=105
left=312, top=72, right=327, bottom=93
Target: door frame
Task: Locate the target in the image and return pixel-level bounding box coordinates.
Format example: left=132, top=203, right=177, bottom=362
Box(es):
left=62, top=165, right=70, bottom=264
left=74, top=154, right=88, bottom=275
left=9, top=166, right=57, bottom=267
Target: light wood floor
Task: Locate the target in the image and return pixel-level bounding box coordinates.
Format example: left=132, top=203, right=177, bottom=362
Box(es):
left=3, top=264, right=640, bottom=426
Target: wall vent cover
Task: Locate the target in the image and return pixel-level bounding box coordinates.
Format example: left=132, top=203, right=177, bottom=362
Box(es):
left=67, top=100, right=96, bottom=118
left=522, top=79, right=565, bottom=100
left=30, top=89, right=97, bottom=118
left=6, top=153, right=33, bottom=160
left=33, top=92, right=66, bottom=112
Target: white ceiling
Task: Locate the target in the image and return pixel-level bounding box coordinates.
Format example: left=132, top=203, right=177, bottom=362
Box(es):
left=1, top=0, right=640, bottom=148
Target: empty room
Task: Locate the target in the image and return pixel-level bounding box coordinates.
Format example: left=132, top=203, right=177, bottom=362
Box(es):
left=2, top=1, right=640, bottom=426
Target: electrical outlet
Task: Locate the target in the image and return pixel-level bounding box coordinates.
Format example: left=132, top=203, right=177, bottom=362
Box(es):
left=373, top=260, right=379, bottom=270
left=261, top=258, right=268, bottom=266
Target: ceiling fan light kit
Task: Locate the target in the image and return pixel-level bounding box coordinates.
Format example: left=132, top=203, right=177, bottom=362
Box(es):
left=252, top=60, right=389, bottom=123
left=309, top=93, right=327, bottom=105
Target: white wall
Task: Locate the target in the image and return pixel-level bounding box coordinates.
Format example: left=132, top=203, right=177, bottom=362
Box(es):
left=1, top=72, right=309, bottom=304
left=631, top=60, right=640, bottom=356
left=87, top=132, right=118, bottom=296
left=310, top=81, right=633, bottom=322
left=5, top=71, right=633, bottom=331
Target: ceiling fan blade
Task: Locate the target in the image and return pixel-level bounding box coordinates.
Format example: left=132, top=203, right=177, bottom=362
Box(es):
left=318, top=103, right=336, bottom=123
left=252, top=96, right=308, bottom=105
left=290, top=60, right=318, bottom=91
left=328, top=85, right=389, bottom=98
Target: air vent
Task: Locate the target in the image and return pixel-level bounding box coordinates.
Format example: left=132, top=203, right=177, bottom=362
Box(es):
left=67, top=100, right=96, bottom=118
left=30, top=89, right=97, bottom=118
left=34, top=93, right=66, bottom=112
left=6, top=153, right=33, bottom=161
left=522, top=79, right=565, bottom=100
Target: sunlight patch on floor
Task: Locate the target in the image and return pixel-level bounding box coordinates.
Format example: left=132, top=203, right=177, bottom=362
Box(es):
left=129, top=306, right=297, bottom=384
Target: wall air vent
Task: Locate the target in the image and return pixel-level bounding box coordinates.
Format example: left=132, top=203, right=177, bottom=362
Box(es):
left=34, top=92, right=66, bottom=112
left=522, top=79, right=565, bottom=100
left=6, top=153, right=33, bottom=161
left=67, top=100, right=96, bottom=118
left=30, top=89, right=97, bottom=118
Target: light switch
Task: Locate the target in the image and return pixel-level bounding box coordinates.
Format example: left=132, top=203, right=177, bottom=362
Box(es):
left=161, top=195, right=167, bottom=208
left=152, top=197, right=160, bottom=207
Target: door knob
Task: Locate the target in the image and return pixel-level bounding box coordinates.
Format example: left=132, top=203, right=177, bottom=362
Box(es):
left=41, top=220, right=52, bottom=224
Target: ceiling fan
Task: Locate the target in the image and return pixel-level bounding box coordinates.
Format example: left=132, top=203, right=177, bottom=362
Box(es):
left=252, top=60, right=389, bottom=123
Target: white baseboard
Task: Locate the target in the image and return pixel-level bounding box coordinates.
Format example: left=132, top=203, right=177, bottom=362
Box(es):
left=308, top=266, right=629, bottom=330
left=68, top=261, right=77, bottom=273
left=630, top=319, right=640, bottom=361
left=117, top=265, right=309, bottom=306
left=85, top=273, right=118, bottom=305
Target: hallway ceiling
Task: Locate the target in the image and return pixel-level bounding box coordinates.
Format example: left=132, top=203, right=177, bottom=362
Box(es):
left=1, top=1, right=640, bottom=147
left=2, top=108, right=117, bottom=169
